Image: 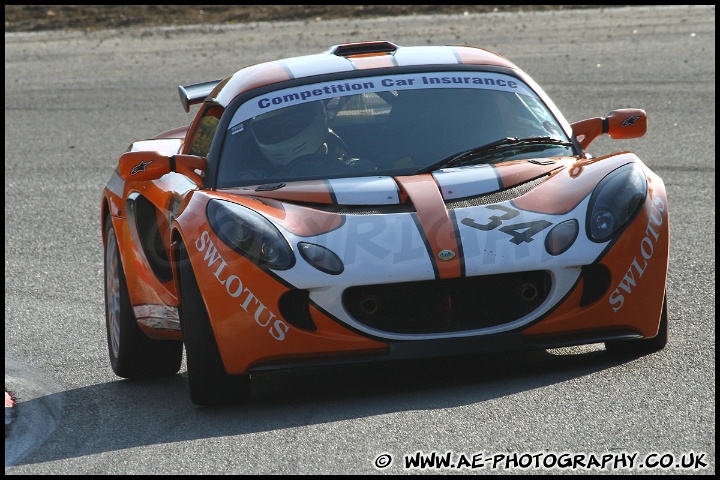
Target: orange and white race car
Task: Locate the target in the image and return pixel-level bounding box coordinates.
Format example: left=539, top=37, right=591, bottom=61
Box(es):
left=101, top=41, right=669, bottom=406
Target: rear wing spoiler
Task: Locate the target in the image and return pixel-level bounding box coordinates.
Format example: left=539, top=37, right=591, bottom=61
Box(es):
left=178, top=79, right=222, bottom=113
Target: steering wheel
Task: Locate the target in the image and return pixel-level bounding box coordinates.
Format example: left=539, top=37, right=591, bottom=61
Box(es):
left=326, top=130, right=350, bottom=156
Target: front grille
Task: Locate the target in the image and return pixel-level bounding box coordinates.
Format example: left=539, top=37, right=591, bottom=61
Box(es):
left=342, top=271, right=551, bottom=335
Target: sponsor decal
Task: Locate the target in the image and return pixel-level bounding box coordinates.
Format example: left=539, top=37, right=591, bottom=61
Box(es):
left=230, top=123, right=245, bottom=136
left=228, top=71, right=536, bottom=132
left=194, top=230, right=289, bottom=341
left=608, top=192, right=666, bottom=312
left=462, top=204, right=552, bottom=245
left=130, top=159, right=154, bottom=175
left=621, top=115, right=641, bottom=127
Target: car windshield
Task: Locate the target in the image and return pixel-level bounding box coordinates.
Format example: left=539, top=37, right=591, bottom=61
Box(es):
left=216, top=71, right=573, bottom=187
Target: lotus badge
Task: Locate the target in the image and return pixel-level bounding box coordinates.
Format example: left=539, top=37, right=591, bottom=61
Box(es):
left=438, top=249, right=456, bottom=261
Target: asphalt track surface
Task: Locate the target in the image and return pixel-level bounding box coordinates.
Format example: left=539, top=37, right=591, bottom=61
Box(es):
left=4, top=5, right=715, bottom=474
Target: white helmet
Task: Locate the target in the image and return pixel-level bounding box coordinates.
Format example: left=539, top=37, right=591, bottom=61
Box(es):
left=251, top=101, right=328, bottom=165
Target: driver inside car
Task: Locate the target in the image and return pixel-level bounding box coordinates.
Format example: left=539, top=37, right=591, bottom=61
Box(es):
left=242, top=100, right=371, bottom=179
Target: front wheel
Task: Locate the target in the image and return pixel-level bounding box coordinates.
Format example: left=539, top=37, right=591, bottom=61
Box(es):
left=104, top=217, right=182, bottom=378
left=605, top=293, right=669, bottom=354
left=175, top=240, right=251, bottom=406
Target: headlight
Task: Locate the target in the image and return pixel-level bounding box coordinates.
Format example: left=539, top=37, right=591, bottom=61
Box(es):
left=587, top=163, right=647, bottom=242
left=207, top=200, right=294, bottom=269
left=545, top=219, right=578, bottom=255
left=298, top=242, right=344, bottom=275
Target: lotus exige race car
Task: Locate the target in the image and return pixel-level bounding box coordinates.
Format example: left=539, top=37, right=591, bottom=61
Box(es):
left=101, top=41, right=670, bottom=406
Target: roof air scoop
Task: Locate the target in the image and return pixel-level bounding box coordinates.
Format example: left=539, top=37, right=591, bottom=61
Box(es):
left=329, top=41, right=399, bottom=57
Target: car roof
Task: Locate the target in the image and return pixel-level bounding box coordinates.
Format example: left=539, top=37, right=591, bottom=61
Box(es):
left=179, top=41, right=522, bottom=112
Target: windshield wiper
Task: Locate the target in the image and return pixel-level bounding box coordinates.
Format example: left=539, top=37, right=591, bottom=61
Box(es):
left=416, top=136, right=573, bottom=174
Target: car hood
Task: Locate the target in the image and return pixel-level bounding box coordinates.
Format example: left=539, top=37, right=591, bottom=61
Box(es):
left=218, top=157, right=572, bottom=207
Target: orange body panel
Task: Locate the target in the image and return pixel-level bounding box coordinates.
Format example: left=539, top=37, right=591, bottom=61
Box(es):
left=523, top=173, right=669, bottom=338
left=177, top=194, right=388, bottom=374
left=453, top=46, right=518, bottom=69
left=111, top=214, right=182, bottom=341
left=109, top=171, right=198, bottom=340
left=513, top=154, right=639, bottom=215
left=494, top=159, right=564, bottom=189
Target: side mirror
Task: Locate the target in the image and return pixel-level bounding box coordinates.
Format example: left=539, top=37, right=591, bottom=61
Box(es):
left=571, top=109, right=647, bottom=150
left=118, top=151, right=206, bottom=184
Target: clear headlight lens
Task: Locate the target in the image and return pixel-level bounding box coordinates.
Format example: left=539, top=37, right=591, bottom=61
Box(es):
left=207, top=200, right=294, bottom=269
left=587, top=163, right=647, bottom=242
left=298, top=242, right=344, bottom=275
left=545, top=219, right=578, bottom=255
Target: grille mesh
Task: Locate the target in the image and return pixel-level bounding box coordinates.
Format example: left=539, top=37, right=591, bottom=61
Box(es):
left=445, top=176, right=548, bottom=209
left=342, top=270, right=551, bottom=334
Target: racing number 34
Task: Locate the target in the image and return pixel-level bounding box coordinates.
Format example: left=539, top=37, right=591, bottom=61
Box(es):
left=461, top=204, right=551, bottom=244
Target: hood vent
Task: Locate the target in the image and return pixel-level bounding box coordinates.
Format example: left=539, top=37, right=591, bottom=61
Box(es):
left=445, top=175, right=549, bottom=209
left=307, top=202, right=416, bottom=215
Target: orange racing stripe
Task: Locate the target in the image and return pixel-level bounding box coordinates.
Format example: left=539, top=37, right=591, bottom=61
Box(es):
left=348, top=54, right=397, bottom=70
left=395, top=175, right=461, bottom=279
left=452, top=46, right=517, bottom=69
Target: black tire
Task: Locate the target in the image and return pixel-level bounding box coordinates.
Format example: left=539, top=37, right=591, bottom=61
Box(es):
left=175, top=240, right=252, bottom=406
left=605, top=293, right=669, bottom=354
left=103, top=217, right=183, bottom=378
